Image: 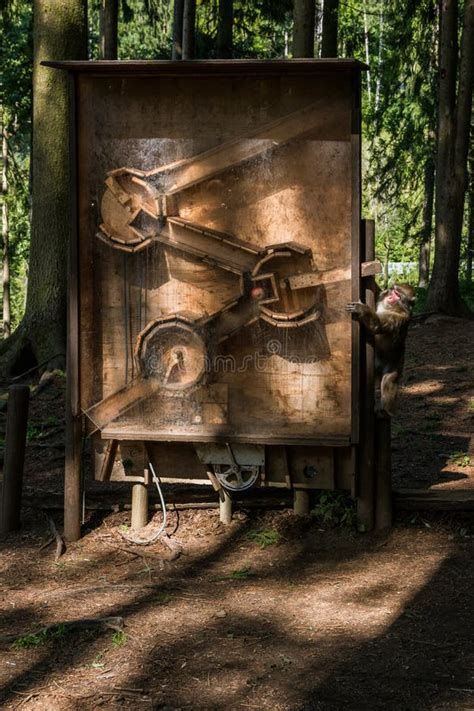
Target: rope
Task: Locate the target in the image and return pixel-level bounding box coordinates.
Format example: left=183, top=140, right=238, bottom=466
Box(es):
left=119, top=461, right=167, bottom=546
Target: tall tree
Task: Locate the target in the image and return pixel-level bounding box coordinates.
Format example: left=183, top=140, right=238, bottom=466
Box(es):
left=172, top=0, right=184, bottom=59
left=217, top=0, right=233, bottom=58
left=100, top=0, right=118, bottom=59
left=418, top=154, right=435, bottom=287
left=321, top=0, right=339, bottom=57
left=182, top=0, right=196, bottom=59
left=1, top=123, right=10, bottom=337
left=292, top=0, right=315, bottom=57
left=426, top=0, right=474, bottom=314
left=0, top=0, right=88, bottom=374
left=466, top=136, right=474, bottom=281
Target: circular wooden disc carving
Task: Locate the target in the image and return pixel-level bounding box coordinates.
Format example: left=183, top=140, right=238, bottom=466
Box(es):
left=136, top=317, right=207, bottom=391
left=252, top=249, right=318, bottom=324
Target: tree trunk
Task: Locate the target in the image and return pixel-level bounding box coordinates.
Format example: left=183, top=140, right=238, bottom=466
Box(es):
left=426, top=0, right=474, bottom=315
left=1, top=123, right=10, bottom=338
left=0, top=0, right=88, bottom=375
left=99, top=0, right=118, bottom=60
left=172, top=0, right=184, bottom=59
left=182, top=0, right=196, bottom=59
left=466, top=141, right=473, bottom=281
left=292, top=0, right=315, bottom=57
left=363, top=0, right=371, bottom=106
left=321, top=0, right=339, bottom=57
left=418, top=155, right=435, bottom=288
left=217, top=0, right=233, bottom=58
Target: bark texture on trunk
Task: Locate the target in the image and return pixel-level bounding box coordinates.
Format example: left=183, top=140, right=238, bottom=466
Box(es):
left=217, top=0, right=233, bottom=58
left=466, top=141, right=474, bottom=281
left=0, top=0, right=88, bottom=375
left=418, top=156, right=435, bottom=288
left=426, top=0, right=474, bottom=314
left=1, top=125, right=10, bottom=338
left=182, top=0, right=196, bottom=59
left=172, top=0, right=184, bottom=59
left=292, top=0, right=315, bottom=57
left=321, top=0, right=339, bottom=57
left=99, top=0, right=118, bottom=60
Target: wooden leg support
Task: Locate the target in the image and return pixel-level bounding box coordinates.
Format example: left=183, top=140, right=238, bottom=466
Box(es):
left=0, top=385, right=30, bottom=534
left=219, top=488, right=232, bottom=525
left=293, top=489, right=310, bottom=516
left=375, top=413, right=392, bottom=529
left=131, top=483, right=149, bottom=529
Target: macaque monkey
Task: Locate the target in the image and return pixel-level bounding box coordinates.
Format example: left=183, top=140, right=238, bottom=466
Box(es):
left=346, top=283, right=416, bottom=416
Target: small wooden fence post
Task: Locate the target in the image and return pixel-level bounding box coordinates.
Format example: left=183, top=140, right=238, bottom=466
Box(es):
left=0, top=385, right=30, bottom=533
left=357, top=219, right=376, bottom=531
left=375, top=413, right=392, bottom=529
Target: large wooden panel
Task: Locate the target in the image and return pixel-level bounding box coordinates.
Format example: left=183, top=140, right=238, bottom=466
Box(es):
left=77, top=70, right=359, bottom=445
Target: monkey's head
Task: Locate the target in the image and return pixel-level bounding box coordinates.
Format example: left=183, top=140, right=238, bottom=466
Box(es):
left=379, top=283, right=416, bottom=314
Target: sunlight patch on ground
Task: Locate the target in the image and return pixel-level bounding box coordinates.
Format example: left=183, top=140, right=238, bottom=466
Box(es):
left=403, top=380, right=445, bottom=395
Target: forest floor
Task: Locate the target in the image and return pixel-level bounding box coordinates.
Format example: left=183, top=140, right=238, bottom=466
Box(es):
left=0, top=316, right=472, bottom=710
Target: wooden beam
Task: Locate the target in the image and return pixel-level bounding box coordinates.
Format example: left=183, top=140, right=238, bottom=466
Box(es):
left=357, top=219, right=376, bottom=531
left=0, top=385, right=30, bottom=533
left=84, top=378, right=161, bottom=431
left=64, top=74, right=82, bottom=542
left=360, top=259, right=382, bottom=278
left=375, top=413, right=392, bottom=529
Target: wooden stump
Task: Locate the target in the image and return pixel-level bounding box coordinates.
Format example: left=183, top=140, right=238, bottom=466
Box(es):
left=219, top=488, right=232, bottom=525
left=293, top=489, right=310, bottom=516
left=131, top=483, right=149, bottom=529
left=0, top=385, right=30, bottom=533
left=375, top=413, right=392, bottom=529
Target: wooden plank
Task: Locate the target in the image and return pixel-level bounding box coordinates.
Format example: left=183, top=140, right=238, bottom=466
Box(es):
left=150, top=99, right=348, bottom=195
left=102, top=426, right=351, bottom=447
left=64, top=74, right=82, bottom=542
left=356, top=219, right=376, bottom=531
left=375, top=414, right=392, bottom=528
left=97, top=439, right=119, bottom=482
left=394, top=489, right=474, bottom=511
left=43, top=59, right=369, bottom=74
left=360, top=259, right=382, bottom=278
left=265, top=446, right=291, bottom=488
left=350, top=72, right=362, bottom=446
left=0, top=386, right=30, bottom=533
left=84, top=377, right=162, bottom=430
left=155, top=218, right=258, bottom=274
left=287, top=267, right=351, bottom=289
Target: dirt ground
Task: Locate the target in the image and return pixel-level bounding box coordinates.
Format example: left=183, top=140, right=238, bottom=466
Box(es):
left=393, top=316, right=474, bottom=490
left=0, top=317, right=473, bottom=709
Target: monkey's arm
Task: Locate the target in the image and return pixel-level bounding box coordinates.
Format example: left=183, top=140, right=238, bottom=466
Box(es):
left=345, top=301, right=382, bottom=334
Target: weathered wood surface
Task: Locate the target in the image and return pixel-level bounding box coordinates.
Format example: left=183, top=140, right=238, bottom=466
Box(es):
left=0, top=385, right=30, bottom=533
left=356, top=219, right=376, bottom=530
left=77, top=71, right=357, bottom=444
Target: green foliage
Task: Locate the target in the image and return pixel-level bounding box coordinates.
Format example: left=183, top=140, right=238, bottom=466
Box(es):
left=448, top=452, right=471, bottom=468
left=212, top=566, right=255, bottom=581
left=311, top=491, right=357, bottom=528
left=111, top=630, right=128, bottom=647
left=247, top=528, right=280, bottom=548
left=13, top=623, right=68, bottom=649
left=1, top=0, right=32, bottom=329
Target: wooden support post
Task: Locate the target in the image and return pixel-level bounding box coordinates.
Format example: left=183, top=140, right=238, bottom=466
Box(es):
left=64, top=73, right=82, bottom=542
left=293, top=489, right=310, bottom=516
left=0, top=385, right=30, bottom=533
left=375, top=413, right=392, bottom=529
left=131, top=483, right=149, bottom=529
left=357, top=219, right=376, bottom=531
left=219, top=488, right=232, bottom=524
